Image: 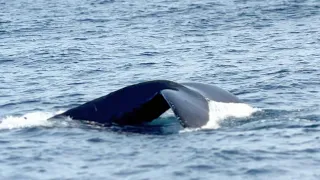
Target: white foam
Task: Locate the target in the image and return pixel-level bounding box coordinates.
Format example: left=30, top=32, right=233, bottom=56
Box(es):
left=202, top=100, right=259, bottom=129
left=0, top=111, right=64, bottom=130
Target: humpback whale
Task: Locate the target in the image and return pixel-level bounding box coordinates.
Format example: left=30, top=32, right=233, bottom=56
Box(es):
left=52, top=80, right=241, bottom=128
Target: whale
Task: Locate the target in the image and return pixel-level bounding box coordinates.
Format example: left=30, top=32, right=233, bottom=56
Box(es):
left=51, top=80, right=241, bottom=128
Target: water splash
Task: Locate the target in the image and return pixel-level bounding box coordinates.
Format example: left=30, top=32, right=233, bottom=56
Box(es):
left=202, top=101, right=259, bottom=129
left=0, top=111, right=63, bottom=130
left=0, top=102, right=257, bottom=131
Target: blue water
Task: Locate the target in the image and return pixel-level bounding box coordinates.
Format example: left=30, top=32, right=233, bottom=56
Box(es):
left=1, top=0, right=320, bottom=179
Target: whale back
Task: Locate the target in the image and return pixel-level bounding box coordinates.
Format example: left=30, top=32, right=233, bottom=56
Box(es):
left=52, top=80, right=239, bottom=128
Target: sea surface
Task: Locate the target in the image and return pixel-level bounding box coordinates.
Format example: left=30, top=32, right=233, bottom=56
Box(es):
left=1, top=0, right=320, bottom=179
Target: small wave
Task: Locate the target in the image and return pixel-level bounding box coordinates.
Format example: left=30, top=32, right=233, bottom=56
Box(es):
left=203, top=101, right=259, bottom=129
left=0, top=111, right=63, bottom=130
left=179, top=127, right=202, bottom=133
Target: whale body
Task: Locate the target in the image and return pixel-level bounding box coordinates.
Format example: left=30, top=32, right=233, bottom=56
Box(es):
left=52, top=80, right=241, bottom=128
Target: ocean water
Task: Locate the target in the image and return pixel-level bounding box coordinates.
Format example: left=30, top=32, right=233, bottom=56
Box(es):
left=1, top=0, right=320, bottom=179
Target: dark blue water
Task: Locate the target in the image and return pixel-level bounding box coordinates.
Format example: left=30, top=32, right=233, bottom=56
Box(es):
left=1, top=0, right=320, bottom=179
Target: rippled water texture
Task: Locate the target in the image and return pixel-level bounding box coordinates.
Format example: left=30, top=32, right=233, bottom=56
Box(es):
left=1, top=0, right=320, bottom=179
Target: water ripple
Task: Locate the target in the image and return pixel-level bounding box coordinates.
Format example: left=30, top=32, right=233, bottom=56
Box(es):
left=1, top=0, right=320, bottom=179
